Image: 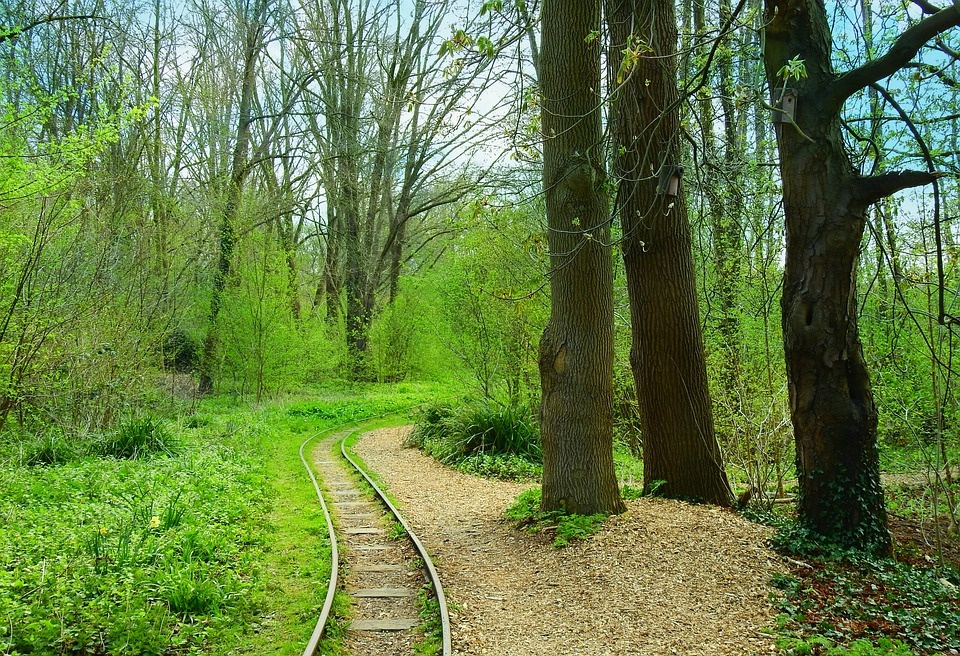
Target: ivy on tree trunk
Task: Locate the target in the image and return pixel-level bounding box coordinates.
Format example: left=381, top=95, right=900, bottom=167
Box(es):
left=763, top=0, right=959, bottom=554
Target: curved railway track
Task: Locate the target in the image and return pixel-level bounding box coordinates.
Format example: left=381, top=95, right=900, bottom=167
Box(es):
left=299, top=422, right=451, bottom=656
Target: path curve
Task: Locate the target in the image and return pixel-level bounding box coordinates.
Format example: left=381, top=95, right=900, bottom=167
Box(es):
left=354, top=425, right=785, bottom=656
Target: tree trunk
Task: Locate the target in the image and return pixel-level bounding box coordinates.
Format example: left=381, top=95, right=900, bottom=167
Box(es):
left=763, top=0, right=893, bottom=553
left=198, top=0, right=266, bottom=395
left=537, top=0, right=624, bottom=516
left=607, top=0, right=732, bottom=506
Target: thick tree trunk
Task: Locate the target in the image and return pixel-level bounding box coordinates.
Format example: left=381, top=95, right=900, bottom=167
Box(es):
left=538, top=0, right=624, bottom=516
left=763, top=0, right=891, bottom=553
left=607, top=0, right=732, bottom=506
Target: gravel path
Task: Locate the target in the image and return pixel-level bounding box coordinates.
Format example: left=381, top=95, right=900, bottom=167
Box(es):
left=354, top=426, right=785, bottom=656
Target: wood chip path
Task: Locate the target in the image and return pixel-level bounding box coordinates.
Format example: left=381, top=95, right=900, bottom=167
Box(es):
left=353, top=426, right=786, bottom=656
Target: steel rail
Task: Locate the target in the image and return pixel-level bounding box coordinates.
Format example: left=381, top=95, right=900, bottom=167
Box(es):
left=299, top=423, right=347, bottom=656
left=298, top=414, right=450, bottom=656
left=340, top=435, right=452, bottom=656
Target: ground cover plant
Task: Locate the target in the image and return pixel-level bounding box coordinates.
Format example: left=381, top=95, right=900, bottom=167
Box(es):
left=503, top=487, right=609, bottom=547
left=762, top=512, right=960, bottom=656
left=406, top=400, right=543, bottom=481
left=0, top=411, right=269, bottom=655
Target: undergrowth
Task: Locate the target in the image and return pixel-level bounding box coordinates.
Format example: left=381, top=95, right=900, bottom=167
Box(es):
left=761, top=516, right=960, bottom=655
left=0, top=381, right=442, bottom=656
left=0, top=414, right=267, bottom=655
left=413, top=583, right=444, bottom=656
left=504, top=487, right=608, bottom=547
left=406, top=400, right=542, bottom=481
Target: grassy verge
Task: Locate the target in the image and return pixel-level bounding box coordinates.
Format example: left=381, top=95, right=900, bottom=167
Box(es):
left=211, top=384, right=430, bottom=654
left=0, top=381, right=442, bottom=655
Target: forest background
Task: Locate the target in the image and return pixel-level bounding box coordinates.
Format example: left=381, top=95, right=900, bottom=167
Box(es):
left=1, top=0, right=959, bottom=653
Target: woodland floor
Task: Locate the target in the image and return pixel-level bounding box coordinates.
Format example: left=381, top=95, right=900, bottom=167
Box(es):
left=353, top=426, right=785, bottom=656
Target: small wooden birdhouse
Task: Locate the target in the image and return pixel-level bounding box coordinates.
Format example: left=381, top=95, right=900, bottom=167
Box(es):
left=773, top=88, right=797, bottom=123
left=657, top=165, right=684, bottom=197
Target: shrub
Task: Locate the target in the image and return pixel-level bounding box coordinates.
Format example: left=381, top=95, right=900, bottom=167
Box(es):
left=98, top=416, right=178, bottom=459
left=21, top=430, right=82, bottom=466
left=408, top=400, right=542, bottom=480
left=410, top=400, right=541, bottom=460
left=162, top=328, right=201, bottom=373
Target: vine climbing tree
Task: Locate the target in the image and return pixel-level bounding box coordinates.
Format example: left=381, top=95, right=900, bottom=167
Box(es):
left=763, top=0, right=960, bottom=553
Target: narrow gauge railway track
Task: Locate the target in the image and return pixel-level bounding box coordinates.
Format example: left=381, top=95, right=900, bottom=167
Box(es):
left=299, top=423, right=451, bottom=656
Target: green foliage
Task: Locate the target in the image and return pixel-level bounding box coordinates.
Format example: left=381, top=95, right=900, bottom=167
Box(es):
left=777, top=55, right=808, bottom=82
left=768, top=516, right=960, bottom=654
left=0, top=77, right=176, bottom=435
left=455, top=452, right=542, bottom=480
left=97, top=415, right=178, bottom=460
left=421, top=201, right=547, bottom=405
left=407, top=399, right=542, bottom=480
left=215, top=228, right=338, bottom=400
left=162, top=328, right=201, bottom=374
left=613, top=438, right=645, bottom=486
left=0, top=385, right=431, bottom=656
left=413, top=584, right=444, bottom=656
left=503, top=487, right=543, bottom=521
left=18, top=429, right=82, bottom=467
left=776, top=634, right=913, bottom=655
left=620, top=484, right=645, bottom=500
left=285, top=393, right=417, bottom=425
left=0, top=422, right=268, bottom=655
left=366, top=283, right=444, bottom=384
left=504, top=487, right=608, bottom=547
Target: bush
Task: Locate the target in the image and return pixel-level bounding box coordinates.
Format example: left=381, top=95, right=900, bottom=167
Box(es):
left=407, top=400, right=542, bottom=480
left=21, top=432, right=80, bottom=466
left=98, top=416, right=178, bottom=459
left=409, top=400, right=541, bottom=460
left=162, top=328, right=201, bottom=373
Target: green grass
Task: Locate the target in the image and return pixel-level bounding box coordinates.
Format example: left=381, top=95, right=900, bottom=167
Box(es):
left=0, top=405, right=268, bottom=655
left=223, top=385, right=431, bottom=654
left=0, top=381, right=444, bottom=656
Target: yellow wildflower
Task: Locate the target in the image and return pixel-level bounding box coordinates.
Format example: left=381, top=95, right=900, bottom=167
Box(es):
left=150, top=516, right=160, bottom=528
left=99, top=526, right=109, bottom=535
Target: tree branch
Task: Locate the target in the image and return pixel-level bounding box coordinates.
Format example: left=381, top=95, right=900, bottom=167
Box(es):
left=853, top=170, right=945, bottom=206
left=830, top=7, right=960, bottom=106
left=903, top=61, right=960, bottom=88
left=0, top=13, right=99, bottom=45
left=911, top=0, right=945, bottom=14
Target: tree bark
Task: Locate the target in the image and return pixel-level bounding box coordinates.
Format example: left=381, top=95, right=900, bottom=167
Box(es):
left=759, top=0, right=958, bottom=553
left=538, top=0, right=624, bottom=516
left=607, top=0, right=732, bottom=506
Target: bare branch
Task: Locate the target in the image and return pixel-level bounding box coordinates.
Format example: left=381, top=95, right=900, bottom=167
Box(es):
left=830, top=7, right=960, bottom=106
left=0, top=10, right=99, bottom=45
left=854, top=170, right=945, bottom=206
